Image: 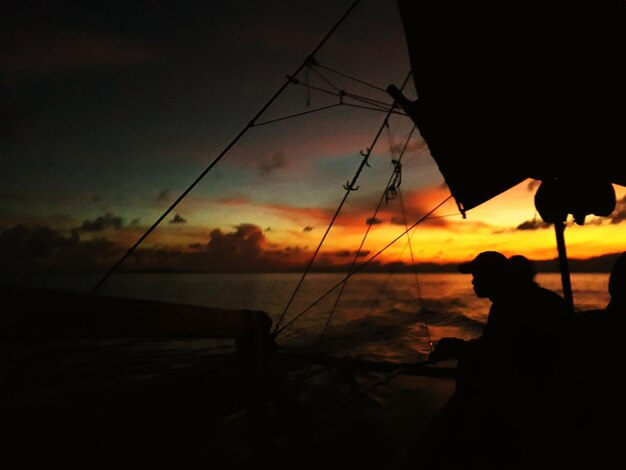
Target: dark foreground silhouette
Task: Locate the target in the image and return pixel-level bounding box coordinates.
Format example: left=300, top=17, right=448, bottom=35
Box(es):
left=397, top=252, right=626, bottom=469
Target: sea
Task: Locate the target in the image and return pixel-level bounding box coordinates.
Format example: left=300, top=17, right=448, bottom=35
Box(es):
left=4, top=272, right=611, bottom=363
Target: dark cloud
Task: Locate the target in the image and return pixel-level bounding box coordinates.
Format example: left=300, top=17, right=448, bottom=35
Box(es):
left=130, top=218, right=140, bottom=226
left=333, top=250, right=370, bottom=258
left=608, top=196, right=626, bottom=224
left=169, top=214, right=186, bottom=224
left=527, top=180, right=541, bottom=192
left=303, top=226, right=314, bottom=232
left=0, top=223, right=288, bottom=273
left=516, top=219, right=551, bottom=231
left=77, top=213, right=123, bottom=231
left=366, top=217, right=383, bottom=225
left=206, top=224, right=263, bottom=257
left=257, top=152, right=285, bottom=174
left=0, top=224, right=122, bottom=271
left=157, top=190, right=170, bottom=202
left=390, top=217, right=405, bottom=225
left=610, top=210, right=626, bottom=224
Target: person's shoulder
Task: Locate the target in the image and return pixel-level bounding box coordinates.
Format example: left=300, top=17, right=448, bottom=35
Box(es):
left=532, top=285, right=566, bottom=304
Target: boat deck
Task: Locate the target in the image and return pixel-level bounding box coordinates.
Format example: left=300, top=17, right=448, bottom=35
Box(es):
left=0, top=337, right=454, bottom=469
left=0, top=287, right=455, bottom=468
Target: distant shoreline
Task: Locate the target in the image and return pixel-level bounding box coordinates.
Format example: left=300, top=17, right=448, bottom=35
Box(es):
left=1, top=252, right=621, bottom=275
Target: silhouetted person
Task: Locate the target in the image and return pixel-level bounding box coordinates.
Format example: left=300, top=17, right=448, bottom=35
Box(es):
left=430, top=252, right=566, bottom=396
left=555, top=251, right=626, bottom=467
left=417, top=251, right=568, bottom=469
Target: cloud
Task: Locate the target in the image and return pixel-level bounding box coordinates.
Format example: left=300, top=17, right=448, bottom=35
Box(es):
left=157, top=190, right=170, bottom=202
left=366, top=217, right=383, bottom=225
left=169, top=214, right=187, bottom=224
left=77, top=213, right=123, bottom=231
left=303, top=226, right=314, bottom=232
left=0, top=223, right=288, bottom=273
left=130, top=218, right=141, bottom=226
left=515, top=219, right=551, bottom=231
left=0, top=224, right=122, bottom=271
left=257, top=151, right=286, bottom=173
left=608, top=196, right=626, bottom=224
left=610, top=210, right=626, bottom=224
left=333, top=249, right=370, bottom=258
left=527, top=180, right=541, bottom=192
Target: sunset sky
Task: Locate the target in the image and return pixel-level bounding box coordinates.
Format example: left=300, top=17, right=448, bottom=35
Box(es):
left=2, top=0, right=625, bottom=273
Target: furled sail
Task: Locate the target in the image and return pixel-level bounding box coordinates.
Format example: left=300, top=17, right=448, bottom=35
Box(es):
left=393, top=0, right=626, bottom=220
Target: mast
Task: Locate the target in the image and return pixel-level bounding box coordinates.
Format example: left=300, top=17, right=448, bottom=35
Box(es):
left=554, top=221, right=573, bottom=313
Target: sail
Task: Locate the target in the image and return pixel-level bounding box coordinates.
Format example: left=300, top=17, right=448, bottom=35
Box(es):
left=394, top=0, right=626, bottom=214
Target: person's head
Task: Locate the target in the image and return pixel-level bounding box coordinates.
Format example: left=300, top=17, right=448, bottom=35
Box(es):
left=459, top=251, right=510, bottom=299
left=608, top=251, right=626, bottom=308
left=508, top=255, right=536, bottom=284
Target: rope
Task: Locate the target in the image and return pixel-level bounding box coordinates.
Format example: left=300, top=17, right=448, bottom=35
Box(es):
left=313, top=61, right=388, bottom=93
left=252, top=101, right=406, bottom=128
left=288, top=75, right=401, bottom=111
left=252, top=103, right=342, bottom=127
left=398, top=189, right=433, bottom=352
left=89, top=0, right=363, bottom=294
left=306, top=61, right=342, bottom=92
left=342, top=103, right=406, bottom=115
left=274, top=195, right=453, bottom=337
left=315, top=126, right=417, bottom=351
left=343, top=91, right=396, bottom=108
left=292, top=128, right=417, bottom=390
left=272, top=70, right=413, bottom=335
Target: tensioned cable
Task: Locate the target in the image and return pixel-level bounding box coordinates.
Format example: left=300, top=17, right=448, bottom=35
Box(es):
left=90, top=0, right=362, bottom=294
left=274, top=195, right=453, bottom=337
left=251, top=101, right=405, bottom=128
left=343, top=91, right=396, bottom=108
left=313, top=61, right=388, bottom=93
left=305, top=63, right=396, bottom=109
left=271, top=70, right=413, bottom=335
left=252, top=103, right=343, bottom=127
left=398, top=188, right=433, bottom=352
left=311, top=126, right=417, bottom=356
left=285, top=136, right=415, bottom=390
left=306, top=62, right=342, bottom=92
left=342, top=103, right=406, bottom=115
left=288, top=79, right=398, bottom=112
left=283, top=145, right=430, bottom=331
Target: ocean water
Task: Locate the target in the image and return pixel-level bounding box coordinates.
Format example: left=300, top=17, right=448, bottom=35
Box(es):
left=4, top=272, right=610, bottom=362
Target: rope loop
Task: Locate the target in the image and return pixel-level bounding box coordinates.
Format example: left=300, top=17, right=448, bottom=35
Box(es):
left=385, top=159, right=402, bottom=203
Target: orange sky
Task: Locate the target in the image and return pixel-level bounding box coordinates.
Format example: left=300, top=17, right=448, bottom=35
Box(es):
left=3, top=1, right=625, bottom=273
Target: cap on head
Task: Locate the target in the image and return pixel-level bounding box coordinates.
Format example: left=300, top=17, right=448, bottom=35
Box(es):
left=458, top=251, right=508, bottom=275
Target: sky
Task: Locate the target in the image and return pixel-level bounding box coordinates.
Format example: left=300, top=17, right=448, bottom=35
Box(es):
left=2, top=0, right=626, bottom=274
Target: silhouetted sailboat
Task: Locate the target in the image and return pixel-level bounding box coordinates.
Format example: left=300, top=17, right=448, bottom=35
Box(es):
left=2, top=1, right=625, bottom=468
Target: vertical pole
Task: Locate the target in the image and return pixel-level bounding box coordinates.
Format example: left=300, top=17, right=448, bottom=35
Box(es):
left=554, top=221, right=574, bottom=313
left=236, top=311, right=274, bottom=461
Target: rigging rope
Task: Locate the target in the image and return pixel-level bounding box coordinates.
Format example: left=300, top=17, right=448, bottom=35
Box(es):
left=312, top=61, right=388, bottom=93
left=312, top=126, right=418, bottom=355
left=274, top=195, right=453, bottom=337
left=398, top=188, right=433, bottom=352
left=251, top=81, right=405, bottom=127
left=89, top=0, right=363, bottom=294
left=272, top=70, right=413, bottom=335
